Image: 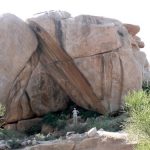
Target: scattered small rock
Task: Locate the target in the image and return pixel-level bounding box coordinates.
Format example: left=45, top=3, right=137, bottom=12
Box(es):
left=66, top=133, right=87, bottom=141
left=27, top=140, right=31, bottom=145
left=21, top=141, right=27, bottom=146
left=0, top=140, right=5, bottom=145
left=0, top=143, right=10, bottom=150
left=97, top=130, right=128, bottom=139
left=7, top=139, right=12, bottom=143
left=87, top=127, right=97, bottom=137
left=32, top=138, right=37, bottom=145
left=66, top=131, right=75, bottom=137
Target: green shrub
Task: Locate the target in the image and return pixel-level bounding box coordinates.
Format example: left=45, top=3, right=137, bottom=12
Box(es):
left=86, top=114, right=127, bottom=132
left=42, top=112, right=67, bottom=130
left=136, top=140, right=150, bottom=150
left=42, top=113, right=58, bottom=127
left=7, top=139, right=22, bottom=149
left=125, top=91, right=150, bottom=136
left=125, top=91, right=148, bottom=112
left=0, top=103, right=5, bottom=116
left=0, top=129, right=26, bottom=140
left=124, top=90, right=150, bottom=150
left=56, top=119, right=66, bottom=130
left=63, top=114, right=126, bottom=134
left=78, top=109, right=100, bottom=120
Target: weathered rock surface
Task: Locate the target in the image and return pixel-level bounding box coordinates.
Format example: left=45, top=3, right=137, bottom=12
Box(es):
left=0, top=14, right=38, bottom=105
left=61, top=16, right=122, bottom=58
left=0, top=13, right=69, bottom=124
left=17, top=118, right=42, bottom=133
left=4, top=123, right=17, bottom=130
left=0, top=14, right=40, bottom=124
left=26, top=62, right=69, bottom=116
left=5, top=58, right=69, bottom=123
left=5, top=52, right=39, bottom=123
left=124, top=24, right=140, bottom=36
left=87, top=127, right=97, bottom=137
left=0, top=11, right=149, bottom=125
left=4, top=118, right=42, bottom=133
left=27, top=141, right=75, bottom=150
left=124, top=23, right=150, bottom=81
left=28, top=11, right=143, bottom=114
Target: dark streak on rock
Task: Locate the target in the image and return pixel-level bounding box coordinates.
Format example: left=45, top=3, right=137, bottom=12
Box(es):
left=54, top=19, right=64, bottom=50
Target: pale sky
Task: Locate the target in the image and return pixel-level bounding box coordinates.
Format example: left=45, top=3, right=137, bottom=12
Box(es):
left=0, top=0, right=150, bottom=61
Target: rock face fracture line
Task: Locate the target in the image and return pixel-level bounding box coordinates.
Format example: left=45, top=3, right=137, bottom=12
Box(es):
left=39, top=52, right=91, bottom=109
left=5, top=51, right=39, bottom=123
left=29, top=20, right=107, bottom=114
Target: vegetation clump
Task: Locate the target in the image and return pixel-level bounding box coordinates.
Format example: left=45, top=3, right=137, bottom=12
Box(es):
left=0, top=128, right=26, bottom=140
left=86, top=114, right=127, bottom=132
left=42, top=112, right=67, bottom=130
left=42, top=105, right=126, bottom=135
left=0, top=103, right=5, bottom=117
left=124, top=90, right=150, bottom=149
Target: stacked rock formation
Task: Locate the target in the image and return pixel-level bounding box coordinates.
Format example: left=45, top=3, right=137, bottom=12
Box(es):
left=0, top=11, right=149, bottom=127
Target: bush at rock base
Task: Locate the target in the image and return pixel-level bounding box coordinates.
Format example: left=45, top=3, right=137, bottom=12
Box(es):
left=42, top=105, right=127, bottom=136
left=0, top=104, right=5, bottom=117
left=7, top=139, right=22, bottom=149
left=42, top=112, right=67, bottom=130
left=0, top=128, right=26, bottom=140
left=124, top=90, right=150, bottom=150
left=25, top=123, right=42, bottom=136
left=86, top=114, right=127, bottom=132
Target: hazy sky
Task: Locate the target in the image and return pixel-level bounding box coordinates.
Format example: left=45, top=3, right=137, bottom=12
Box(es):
left=0, top=0, right=149, bottom=61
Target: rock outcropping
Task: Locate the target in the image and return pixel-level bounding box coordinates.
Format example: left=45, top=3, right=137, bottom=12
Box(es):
left=28, top=11, right=144, bottom=114
left=0, top=14, right=38, bottom=123
left=0, top=11, right=149, bottom=124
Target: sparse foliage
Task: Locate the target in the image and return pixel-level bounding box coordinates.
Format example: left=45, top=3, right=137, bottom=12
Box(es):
left=0, top=128, right=26, bottom=140
left=65, top=124, right=88, bottom=134
left=0, top=103, right=5, bottom=116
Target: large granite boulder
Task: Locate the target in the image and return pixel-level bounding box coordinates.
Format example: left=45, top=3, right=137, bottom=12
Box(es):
left=0, top=14, right=39, bottom=123
left=1, top=11, right=148, bottom=125
left=0, top=14, right=38, bottom=105
left=28, top=11, right=143, bottom=114
left=0, top=13, right=69, bottom=124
